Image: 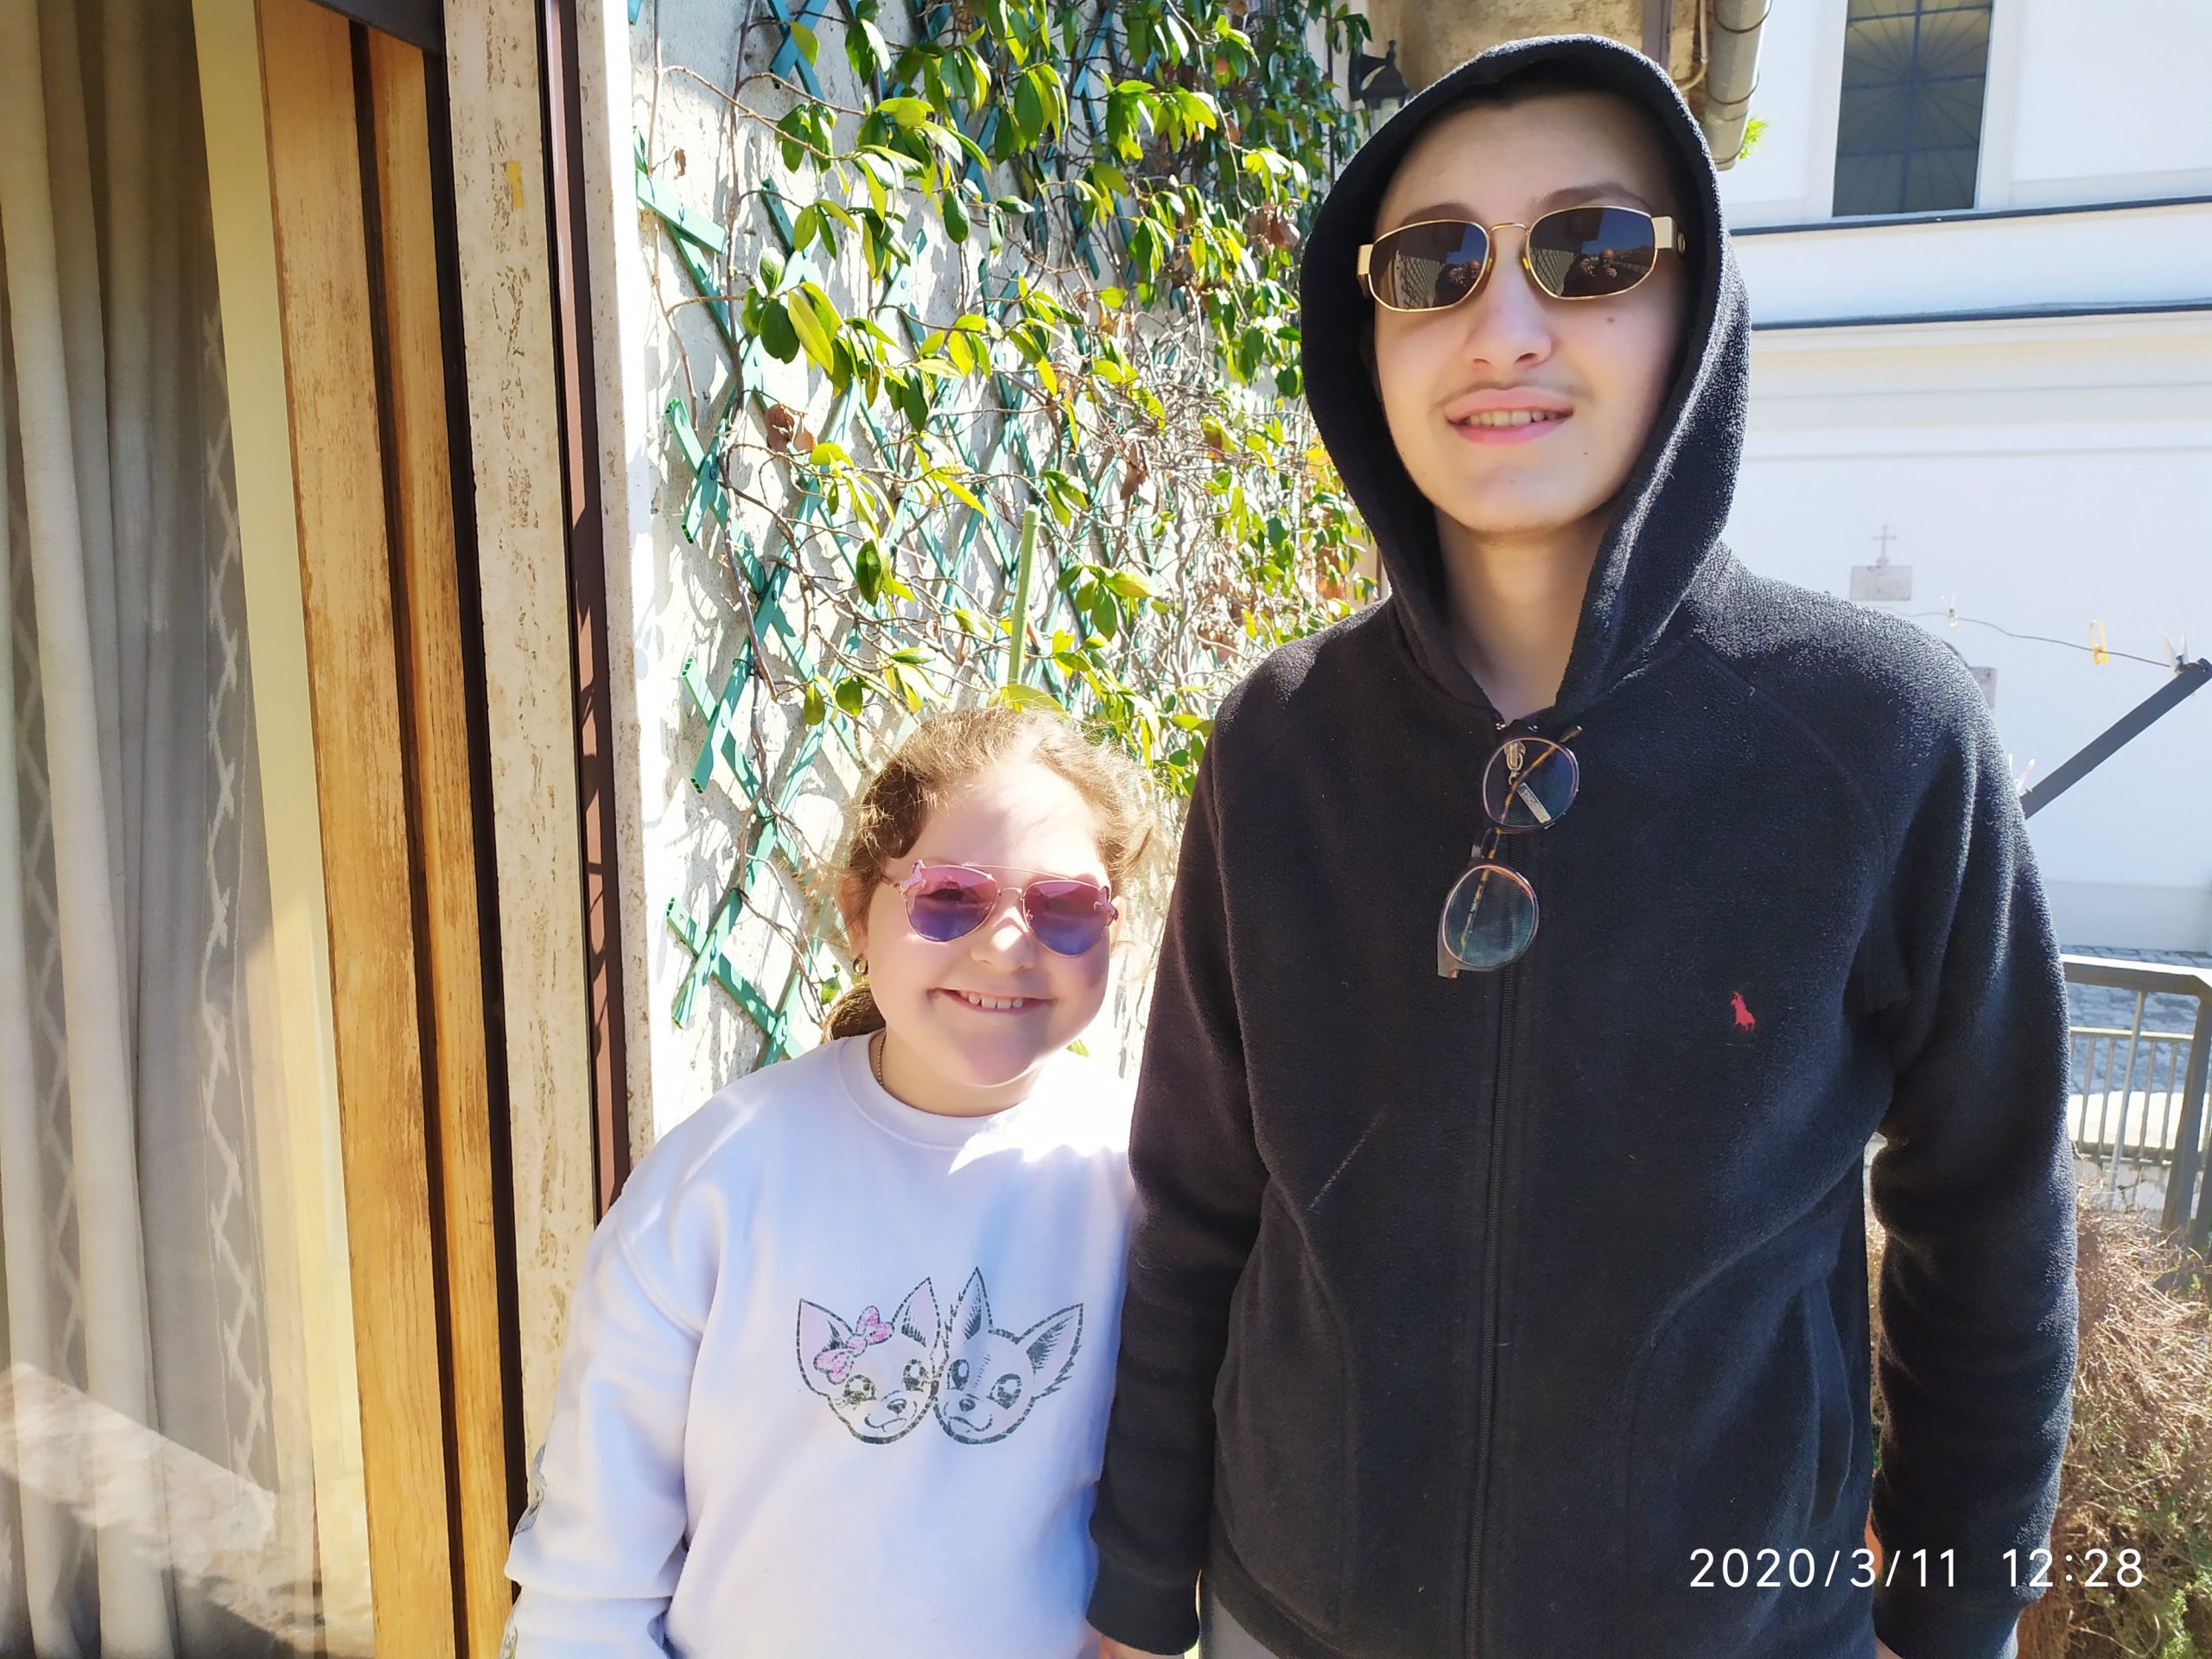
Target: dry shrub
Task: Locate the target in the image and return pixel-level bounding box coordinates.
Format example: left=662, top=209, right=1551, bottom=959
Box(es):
left=1872, top=1194, right=2212, bottom=1658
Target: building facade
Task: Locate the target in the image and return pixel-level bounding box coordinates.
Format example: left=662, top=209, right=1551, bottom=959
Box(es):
left=1718, top=0, right=2212, bottom=950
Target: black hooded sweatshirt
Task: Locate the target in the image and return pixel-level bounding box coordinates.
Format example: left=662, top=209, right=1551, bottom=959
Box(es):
left=1087, top=34, right=2075, bottom=1659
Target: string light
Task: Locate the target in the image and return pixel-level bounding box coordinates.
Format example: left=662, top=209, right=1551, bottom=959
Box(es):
left=1910, top=607, right=2179, bottom=672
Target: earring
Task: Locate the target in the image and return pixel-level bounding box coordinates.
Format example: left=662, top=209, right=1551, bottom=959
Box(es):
left=853, top=956, right=868, bottom=979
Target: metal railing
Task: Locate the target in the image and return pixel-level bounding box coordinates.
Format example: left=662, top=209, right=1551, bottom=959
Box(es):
left=2062, top=955, right=2212, bottom=1253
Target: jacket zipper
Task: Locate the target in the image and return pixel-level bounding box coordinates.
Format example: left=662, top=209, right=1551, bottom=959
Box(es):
left=1464, top=792, right=1528, bottom=1656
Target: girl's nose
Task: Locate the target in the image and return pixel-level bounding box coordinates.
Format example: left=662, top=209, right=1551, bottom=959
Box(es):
left=971, top=893, right=1039, bottom=963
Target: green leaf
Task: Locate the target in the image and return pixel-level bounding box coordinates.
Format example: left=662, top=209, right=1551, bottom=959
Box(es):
left=855, top=539, right=885, bottom=605
left=1235, top=326, right=1265, bottom=380
left=757, top=247, right=786, bottom=290
left=1096, top=285, right=1127, bottom=310
left=1128, top=219, right=1167, bottom=281
left=802, top=680, right=827, bottom=725
left=941, top=188, right=969, bottom=244
left=894, top=372, right=930, bottom=429
left=1105, top=569, right=1157, bottom=600
left=791, top=203, right=820, bottom=253
left=849, top=18, right=890, bottom=82
left=1014, top=72, right=1046, bottom=147
left=878, top=96, right=930, bottom=130
left=787, top=296, right=835, bottom=370
left=758, top=296, right=800, bottom=362
left=883, top=661, right=926, bottom=714
left=800, top=283, right=841, bottom=334
left=775, top=105, right=828, bottom=170
left=887, top=646, right=932, bottom=665
left=1105, top=80, right=1154, bottom=161
left=1172, top=86, right=1221, bottom=135
left=789, top=19, right=818, bottom=63
left=836, top=677, right=868, bottom=718
left=995, top=683, right=1065, bottom=715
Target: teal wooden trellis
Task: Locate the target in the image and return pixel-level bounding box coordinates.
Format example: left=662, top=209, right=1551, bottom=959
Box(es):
left=647, top=0, right=1158, bottom=1056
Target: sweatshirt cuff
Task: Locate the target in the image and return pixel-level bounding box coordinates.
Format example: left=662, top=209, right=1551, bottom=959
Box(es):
left=1872, top=1584, right=2024, bottom=1659
left=1087, top=1560, right=1199, bottom=1656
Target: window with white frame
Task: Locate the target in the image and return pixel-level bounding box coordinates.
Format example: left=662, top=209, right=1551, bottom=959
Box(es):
left=1833, top=0, right=1995, bottom=216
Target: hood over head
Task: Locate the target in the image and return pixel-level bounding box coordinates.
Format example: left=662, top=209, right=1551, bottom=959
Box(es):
left=1300, top=34, right=1750, bottom=725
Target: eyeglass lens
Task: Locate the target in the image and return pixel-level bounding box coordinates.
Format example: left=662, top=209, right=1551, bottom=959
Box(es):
left=1023, top=880, right=1116, bottom=956
left=1373, top=220, right=1491, bottom=310
left=1440, top=856, right=1540, bottom=970
left=905, top=866, right=996, bottom=943
left=1482, top=736, right=1580, bottom=830
left=1523, top=207, right=1661, bottom=299
left=1375, top=207, right=1660, bottom=308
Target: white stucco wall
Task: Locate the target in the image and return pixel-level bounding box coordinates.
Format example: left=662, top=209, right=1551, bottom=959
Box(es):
left=1720, top=311, right=2212, bottom=950
left=1979, top=0, right=2212, bottom=210
left=595, top=4, right=867, bottom=1141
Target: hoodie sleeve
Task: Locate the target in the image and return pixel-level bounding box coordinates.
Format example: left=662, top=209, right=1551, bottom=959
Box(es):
left=505, top=1205, right=701, bottom=1657
left=1087, top=750, right=1268, bottom=1655
left=1866, top=688, right=2077, bottom=1659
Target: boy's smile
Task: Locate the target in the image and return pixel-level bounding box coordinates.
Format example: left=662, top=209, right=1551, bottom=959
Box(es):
left=1445, top=386, right=1575, bottom=443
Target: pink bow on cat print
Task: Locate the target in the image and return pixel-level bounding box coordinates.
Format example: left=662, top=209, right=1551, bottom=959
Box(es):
left=811, top=1306, right=893, bottom=1385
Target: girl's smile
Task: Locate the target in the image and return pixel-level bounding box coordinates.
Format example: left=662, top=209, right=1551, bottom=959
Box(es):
left=938, top=988, right=1048, bottom=1014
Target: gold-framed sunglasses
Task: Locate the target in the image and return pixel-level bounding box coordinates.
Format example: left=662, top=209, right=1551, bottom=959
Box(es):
left=1358, top=205, right=1687, bottom=311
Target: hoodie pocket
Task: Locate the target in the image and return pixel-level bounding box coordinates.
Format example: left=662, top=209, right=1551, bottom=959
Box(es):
left=1211, top=1194, right=1351, bottom=1636
left=1804, top=1272, right=1858, bottom=1528
left=1622, top=1270, right=1860, bottom=1654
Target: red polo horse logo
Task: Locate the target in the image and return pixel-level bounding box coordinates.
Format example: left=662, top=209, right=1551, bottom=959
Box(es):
left=1731, top=991, right=1757, bottom=1032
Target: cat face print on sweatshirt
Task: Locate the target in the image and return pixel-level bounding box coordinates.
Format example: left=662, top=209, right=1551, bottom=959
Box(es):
left=935, top=1268, right=1083, bottom=1446
left=797, top=1279, right=941, bottom=1443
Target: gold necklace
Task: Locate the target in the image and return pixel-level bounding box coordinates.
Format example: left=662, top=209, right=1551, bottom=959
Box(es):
left=869, top=1029, right=886, bottom=1087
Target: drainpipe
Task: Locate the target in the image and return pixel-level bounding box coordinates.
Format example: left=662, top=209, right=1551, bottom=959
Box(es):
left=1701, top=0, right=1767, bottom=168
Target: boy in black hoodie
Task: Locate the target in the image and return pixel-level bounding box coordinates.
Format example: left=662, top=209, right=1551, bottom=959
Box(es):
left=1089, top=34, right=2075, bottom=1659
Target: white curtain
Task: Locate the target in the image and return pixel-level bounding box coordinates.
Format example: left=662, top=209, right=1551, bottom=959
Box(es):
left=1, top=0, right=327, bottom=1652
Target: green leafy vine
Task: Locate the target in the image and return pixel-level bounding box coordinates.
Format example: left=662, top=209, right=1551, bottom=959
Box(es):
left=643, top=0, right=1379, bottom=1036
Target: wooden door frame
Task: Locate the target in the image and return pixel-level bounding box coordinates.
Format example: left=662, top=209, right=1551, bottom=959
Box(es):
left=198, top=0, right=638, bottom=1640
left=193, top=0, right=590, bottom=1649
left=438, top=0, right=608, bottom=1469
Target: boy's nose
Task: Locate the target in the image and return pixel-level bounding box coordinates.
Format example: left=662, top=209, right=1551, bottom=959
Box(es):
left=1456, top=228, right=1555, bottom=373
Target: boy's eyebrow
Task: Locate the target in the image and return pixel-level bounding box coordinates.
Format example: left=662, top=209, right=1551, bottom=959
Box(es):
left=1533, top=181, right=1659, bottom=213
left=1380, top=181, right=1661, bottom=232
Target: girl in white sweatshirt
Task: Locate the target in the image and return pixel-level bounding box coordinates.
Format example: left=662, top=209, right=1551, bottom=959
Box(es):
left=505, top=707, right=1157, bottom=1659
